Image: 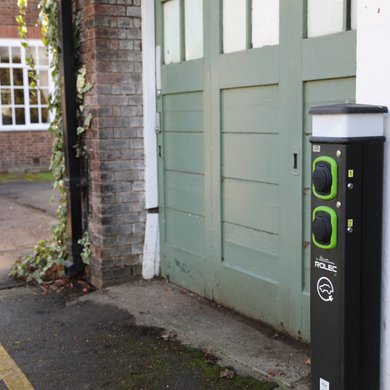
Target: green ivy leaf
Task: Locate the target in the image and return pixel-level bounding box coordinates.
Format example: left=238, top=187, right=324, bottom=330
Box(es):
left=83, top=112, right=93, bottom=129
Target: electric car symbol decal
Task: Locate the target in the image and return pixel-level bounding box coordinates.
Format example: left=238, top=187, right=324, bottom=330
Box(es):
left=317, top=276, right=334, bottom=302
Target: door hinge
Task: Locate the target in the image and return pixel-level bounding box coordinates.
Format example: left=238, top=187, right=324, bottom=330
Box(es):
left=155, top=112, right=161, bottom=134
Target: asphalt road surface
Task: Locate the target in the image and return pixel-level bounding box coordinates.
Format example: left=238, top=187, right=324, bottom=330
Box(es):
left=0, top=287, right=278, bottom=390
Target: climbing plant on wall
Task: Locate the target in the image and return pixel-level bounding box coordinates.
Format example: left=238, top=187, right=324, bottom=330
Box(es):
left=11, top=0, right=91, bottom=283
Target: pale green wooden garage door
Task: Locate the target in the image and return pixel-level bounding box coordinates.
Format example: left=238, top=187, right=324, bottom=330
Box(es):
left=156, top=0, right=356, bottom=340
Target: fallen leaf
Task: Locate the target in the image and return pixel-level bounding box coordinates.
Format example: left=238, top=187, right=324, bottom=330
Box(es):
left=267, top=368, right=286, bottom=377
left=159, top=331, right=177, bottom=341
left=220, top=368, right=235, bottom=379
left=201, top=346, right=218, bottom=364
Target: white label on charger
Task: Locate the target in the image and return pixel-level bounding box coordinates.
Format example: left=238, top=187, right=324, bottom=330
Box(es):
left=320, top=378, right=330, bottom=390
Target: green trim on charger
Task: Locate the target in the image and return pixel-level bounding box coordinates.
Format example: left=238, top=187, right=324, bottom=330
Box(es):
left=312, top=156, right=338, bottom=200
left=312, top=206, right=338, bottom=250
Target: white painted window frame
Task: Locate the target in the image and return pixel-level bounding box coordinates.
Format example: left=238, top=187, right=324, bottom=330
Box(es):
left=222, top=0, right=280, bottom=54
left=162, top=0, right=204, bottom=64
left=0, top=38, right=52, bottom=132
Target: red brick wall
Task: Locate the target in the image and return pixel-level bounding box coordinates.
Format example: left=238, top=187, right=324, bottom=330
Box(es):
left=0, top=0, right=49, bottom=173
left=76, top=0, right=145, bottom=287
left=0, top=131, right=52, bottom=173
left=0, top=0, right=41, bottom=38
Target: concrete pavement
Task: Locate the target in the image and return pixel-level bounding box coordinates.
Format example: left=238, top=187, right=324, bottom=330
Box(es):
left=81, top=280, right=311, bottom=389
left=0, top=181, right=58, bottom=289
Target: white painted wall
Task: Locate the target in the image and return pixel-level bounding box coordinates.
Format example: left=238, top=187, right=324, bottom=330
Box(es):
left=356, top=2, right=390, bottom=388
left=142, top=0, right=160, bottom=279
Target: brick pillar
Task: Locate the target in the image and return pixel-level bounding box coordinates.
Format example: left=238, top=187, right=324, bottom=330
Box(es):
left=77, top=0, right=145, bottom=287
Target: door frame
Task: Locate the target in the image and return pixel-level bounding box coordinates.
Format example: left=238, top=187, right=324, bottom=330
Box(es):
left=141, top=0, right=160, bottom=279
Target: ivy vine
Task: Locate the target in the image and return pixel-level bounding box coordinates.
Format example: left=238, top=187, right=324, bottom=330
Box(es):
left=11, top=0, right=91, bottom=283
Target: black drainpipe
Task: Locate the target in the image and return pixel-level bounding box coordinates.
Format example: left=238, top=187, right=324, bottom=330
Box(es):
left=57, top=0, right=85, bottom=277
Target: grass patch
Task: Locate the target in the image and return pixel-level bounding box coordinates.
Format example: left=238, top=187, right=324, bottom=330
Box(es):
left=0, top=171, right=53, bottom=183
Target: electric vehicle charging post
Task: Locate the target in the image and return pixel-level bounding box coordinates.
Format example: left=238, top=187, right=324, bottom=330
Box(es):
left=310, top=104, right=387, bottom=390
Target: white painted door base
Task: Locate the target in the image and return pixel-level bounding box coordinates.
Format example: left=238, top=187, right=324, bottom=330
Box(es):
left=142, top=213, right=160, bottom=279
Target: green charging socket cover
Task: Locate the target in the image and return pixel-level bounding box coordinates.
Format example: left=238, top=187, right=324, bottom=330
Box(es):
left=312, top=206, right=337, bottom=250
left=312, top=156, right=338, bottom=200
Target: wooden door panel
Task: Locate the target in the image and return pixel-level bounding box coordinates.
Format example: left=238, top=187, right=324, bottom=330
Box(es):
left=218, top=48, right=279, bottom=88
left=162, top=60, right=203, bottom=93
left=302, top=32, right=356, bottom=81
left=164, top=133, right=204, bottom=173
left=222, top=179, right=279, bottom=234
left=221, top=85, right=279, bottom=134
left=222, top=134, right=280, bottom=183
left=165, top=171, right=204, bottom=215
left=223, top=222, right=279, bottom=281
left=165, top=209, right=205, bottom=256
left=213, top=265, right=280, bottom=327
left=164, top=92, right=203, bottom=132
left=157, top=0, right=356, bottom=340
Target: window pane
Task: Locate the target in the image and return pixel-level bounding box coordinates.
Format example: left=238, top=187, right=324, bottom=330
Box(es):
left=28, top=70, right=38, bottom=87
left=2, top=108, right=12, bottom=125
left=351, top=0, right=357, bottom=30
left=0, top=69, right=10, bottom=86
left=40, top=89, right=49, bottom=105
left=223, top=0, right=247, bottom=53
left=164, top=0, right=181, bottom=64
left=11, top=47, right=21, bottom=63
left=14, top=89, right=24, bottom=105
left=184, top=0, right=203, bottom=60
left=30, top=108, right=39, bottom=123
left=0, top=47, right=9, bottom=63
left=38, top=47, right=49, bottom=65
left=30, top=46, right=38, bottom=66
left=252, top=0, right=279, bottom=48
left=1, top=89, right=11, bottom=105
left=15, top=108, right=25, bottom=124
left=39, top=71, right=48, bottom=87
left=13, top=69, right=24, bottom=86
left=307, top=0, right=344, bottom=37
left=41, top=107, right=49, bottom=123
left=29, top=89, right=38, bottom=104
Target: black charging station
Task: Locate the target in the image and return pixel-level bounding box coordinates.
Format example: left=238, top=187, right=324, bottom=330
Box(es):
left=310, top=104, right=387, bottom=390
